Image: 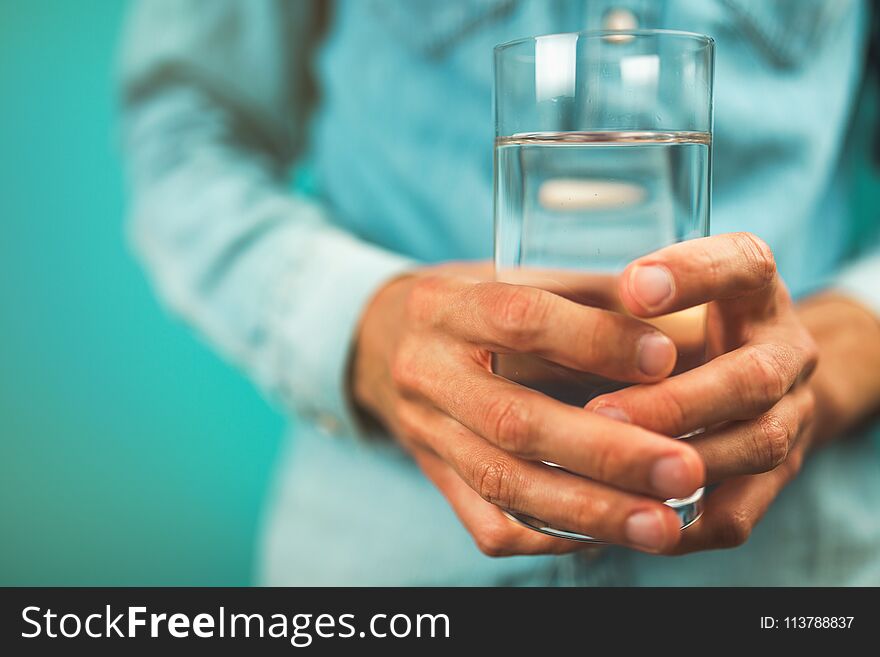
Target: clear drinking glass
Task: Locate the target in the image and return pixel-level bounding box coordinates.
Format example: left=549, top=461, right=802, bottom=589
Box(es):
left=493, top=30, right=714, bottom=542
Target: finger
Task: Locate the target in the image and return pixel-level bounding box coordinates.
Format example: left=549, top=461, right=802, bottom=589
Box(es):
left=690, top=386, right=815, bottom=483
left=400, top=403, right=684, bottom=552
left=665, top=445, right=804, bottom=555
left=403, top=353, right=704, bottom=499
left=585, top=339, right=812, bottom=438
left=618, top=232, right=777, bottom=317
left=431, top=278, right=677, bottom=381
left=412, top=449, right=582, bottom=556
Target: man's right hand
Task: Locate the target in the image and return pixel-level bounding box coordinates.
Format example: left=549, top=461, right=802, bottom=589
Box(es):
left=351, top=262, right=704, bottom=556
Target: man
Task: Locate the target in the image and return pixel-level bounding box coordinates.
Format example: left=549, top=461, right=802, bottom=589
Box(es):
left=120, top=0, right=880, bottom=584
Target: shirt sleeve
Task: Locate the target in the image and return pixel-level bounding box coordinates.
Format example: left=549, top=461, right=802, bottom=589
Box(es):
left=118, top=0, right=415, bottom=436
left=833, top=251, right=880, bottom=320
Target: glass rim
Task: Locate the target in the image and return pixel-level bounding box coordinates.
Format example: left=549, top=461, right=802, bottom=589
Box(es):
left=494, top=28, right=714, bottom=54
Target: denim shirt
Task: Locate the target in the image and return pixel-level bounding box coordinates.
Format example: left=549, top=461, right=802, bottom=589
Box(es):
left=120, top=0, right=880, bottom=585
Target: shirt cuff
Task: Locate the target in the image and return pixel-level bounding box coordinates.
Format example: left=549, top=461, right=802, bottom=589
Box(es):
left=831, top=254, right=880, bottom=321
left=271, top=222, right=416, bottom=439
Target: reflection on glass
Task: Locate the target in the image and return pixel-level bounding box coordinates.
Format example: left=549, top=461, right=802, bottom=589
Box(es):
left=493, top=31, right=714, bottom=541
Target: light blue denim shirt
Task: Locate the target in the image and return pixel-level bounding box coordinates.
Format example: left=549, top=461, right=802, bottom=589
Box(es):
left=120, top=0, right=880, bottom=585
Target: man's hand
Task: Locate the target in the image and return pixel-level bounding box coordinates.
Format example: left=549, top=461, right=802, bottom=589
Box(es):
left=353, top=233, right=880, bottom=558
left=352, top=262, right=705, bottom=555
left=585, top=232, right=823, bottom=553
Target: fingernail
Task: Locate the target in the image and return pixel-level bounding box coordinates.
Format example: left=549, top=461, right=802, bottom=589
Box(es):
left=637, top=333, right=675, bottom=377
left=592, top=405, right=630, bottom=423
left=625, top=510, right=667, bottom=550
left=631, top=265, right=674, bottom=309
left=651, top=455, right=691, bottom=498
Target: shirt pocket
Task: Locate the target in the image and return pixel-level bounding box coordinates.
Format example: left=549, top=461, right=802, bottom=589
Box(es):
left=721, top=0, right=852, bottom=70
left=368, top=0, right=516, bottom=58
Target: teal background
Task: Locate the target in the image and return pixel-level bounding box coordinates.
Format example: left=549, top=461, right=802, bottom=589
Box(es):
left=0, top=1, right=284, bottom=585
left=0, top=2, right=877, bottom=587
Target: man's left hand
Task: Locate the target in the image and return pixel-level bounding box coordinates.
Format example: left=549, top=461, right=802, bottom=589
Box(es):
left=586, top=232, right=820, bottom=554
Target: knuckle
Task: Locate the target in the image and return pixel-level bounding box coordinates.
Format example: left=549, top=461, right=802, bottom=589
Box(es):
left=487, top=284, right=547, bottom=343
left=473, top=525, right=514, bottom=557
left=718, top=510, right=753, bottom=548
left=734, top=232, right=777, bottom=289
left=389, top=341, right=421, bottom=391
left=754, top=413, right=792, bottom=471
left=484, top=395, right=533, bottom=455
left=393, top=407, right=421, bottom=445
left=569, top=495, right=612, bottom=536
left=701, top=245, right=725, bottom=291
left=472, top=457, right=518, bottom=507
left=393, top=400, right=421, bottom=436
left=588, top=443, right=621, bottom=483
left=405, top=275, right=445, bottom=324
left=578, top=310, right=610, bottom=366
left=649, top=386, right=688, bottom=433
left=742, top=345, right=794, bottom=408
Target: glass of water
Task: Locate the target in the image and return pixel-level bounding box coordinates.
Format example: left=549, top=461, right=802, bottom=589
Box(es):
left=493, top=30, right=714, bottom=542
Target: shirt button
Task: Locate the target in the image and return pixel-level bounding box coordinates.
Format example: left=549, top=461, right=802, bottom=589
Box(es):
left=602, top=7, right=639, bottom=31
